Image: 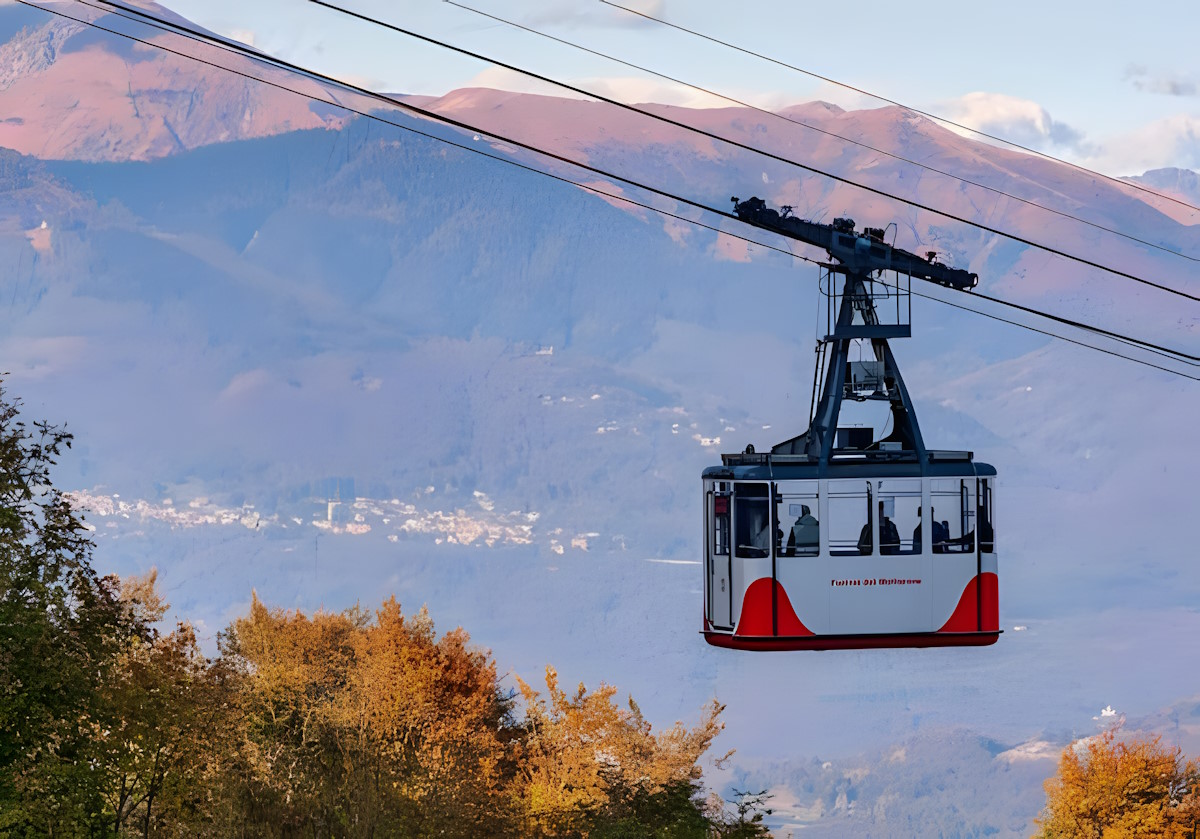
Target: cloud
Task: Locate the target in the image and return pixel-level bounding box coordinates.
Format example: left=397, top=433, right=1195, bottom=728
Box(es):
left=582, top=75, right=728, bottom=108
left=1125, top=64, right=1198, bottom=97
left=0, top=335, right=88, bottom=380
left=939, top=91, right=1088, bottom=154
left=219, top=368, right=272, bottom=401
left=224, top=28, right=256, bottom=48
left=462, top=67, right=730, bottom=109
left=937, top=87, right=1200, bottom=175
left=1083, top=113, right=1200, bottom=175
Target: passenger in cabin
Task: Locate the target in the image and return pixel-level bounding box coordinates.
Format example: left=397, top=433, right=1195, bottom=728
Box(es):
left=978, top=508, right=994, bottom=552
left=913, top=507, right=951, bottom=554
left=858, top=501, right=900, bottom=555
left=750, top=511, right=773, bottom=554
left=735, top=502, right=773, bottom=558
left=787, top=505, right=820, bottom=555
left=959, top=507, right=995, bottom=553
left=883, top=513, right=901, bottom=555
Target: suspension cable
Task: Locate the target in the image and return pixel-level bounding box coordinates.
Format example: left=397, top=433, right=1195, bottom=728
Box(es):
left=599, top=0, right=1200, bottom=217
left=445, top=0, right=1198, bottom=266
left=15, top=0, right=1199, bottom=381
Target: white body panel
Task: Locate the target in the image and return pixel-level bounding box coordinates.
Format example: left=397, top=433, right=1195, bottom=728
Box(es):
left=703, top=475, right=998, bottom=645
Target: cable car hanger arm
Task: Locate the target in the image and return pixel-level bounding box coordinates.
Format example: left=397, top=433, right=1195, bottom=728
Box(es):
left=731, top=197, right=978, bottom=290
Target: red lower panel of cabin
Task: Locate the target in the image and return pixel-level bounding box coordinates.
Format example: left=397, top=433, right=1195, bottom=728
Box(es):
left=704, top=573, right=1000, bottom=651
left=704, top=629, right=1000, bottom=651
left=938, top=573, right=999, bottom=633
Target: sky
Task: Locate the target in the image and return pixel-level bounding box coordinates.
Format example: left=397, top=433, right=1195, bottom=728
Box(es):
left=155, top=0, right=1200, bottom=175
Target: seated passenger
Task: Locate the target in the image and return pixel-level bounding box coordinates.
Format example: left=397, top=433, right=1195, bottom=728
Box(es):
left=858, top=501, right=900, bottom=555
left=881, top=513, right=901, bottom=555
left=786, top=505, right=820, bottom=554
left=915, top=507, right=951, bottom=553
left=913, top=506, right=927, bottom=554
left=934, top=519, right=950, bottom=553
left=978, top=508, right=994, bottom=552
left=959, top=508, right=995, bottom=553
left=857, top=513, right=872, bottom=555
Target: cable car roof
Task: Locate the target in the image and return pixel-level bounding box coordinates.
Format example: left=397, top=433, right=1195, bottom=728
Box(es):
left=703, top=451, right=997, bottom=481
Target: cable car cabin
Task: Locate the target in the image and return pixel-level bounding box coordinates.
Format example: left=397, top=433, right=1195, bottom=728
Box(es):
left=701, top=198, right=1001, bottom=651
left=701, top=451, right=997, bottom=651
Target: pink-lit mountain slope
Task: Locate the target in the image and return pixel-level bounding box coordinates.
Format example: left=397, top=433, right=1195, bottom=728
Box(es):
left=410, top=87, right=1198, bottom=350
left=2, top=4, right=1195, bottom=347
left=415, top=87, right=1199, bottom=260
left=0, top=2, right=340, bottom=161
left=1125, top=168, right=1200, bottom=225
left=5, top=2, right=1195, bottom=265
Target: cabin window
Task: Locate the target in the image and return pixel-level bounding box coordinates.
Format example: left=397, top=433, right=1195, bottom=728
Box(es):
left=978, top=478, right=995, bottom=553
left=733, top=484, right=772, bottom=559
left=712, top=492, right=730, bottom=557
left=827, top=480, right=872, bottom=556
left=930, top=478, right=975, bottom=553
left=777, top=480, right=819, bottom=557
left=876, top=478, right=922, bottom=554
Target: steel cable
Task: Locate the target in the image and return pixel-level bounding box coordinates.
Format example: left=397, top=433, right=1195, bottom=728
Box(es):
left=13, top=0, right=1198, bottom=381
left=600, top=0, right=1200, bottom=217
left=446, top=0, right=1199, bottom=266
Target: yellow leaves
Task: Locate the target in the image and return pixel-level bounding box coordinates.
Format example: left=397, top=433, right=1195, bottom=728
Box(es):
left=513, top=667, right=726, bottom=836
left=1035, top=726, right=1200, bottom=839
left=226, top=594, right=515, bottom=833
left=118, top=567, right=167, bottom=625
left=20, top=577, right=730, bottom=836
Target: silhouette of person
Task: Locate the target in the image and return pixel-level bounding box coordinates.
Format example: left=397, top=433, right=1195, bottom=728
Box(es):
left=787, top=504, right=820, bottom=555
left=859, top=501, right=899, bottom=555
left=914, top=506, right=950, bottom=553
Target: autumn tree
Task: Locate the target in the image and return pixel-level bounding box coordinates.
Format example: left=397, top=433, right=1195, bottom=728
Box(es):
left=1035, top=726, right=1200, bottom=838
left=0, top=381, right=233, bottom=837
left=513, top=666, right=726, bottom=837
left=215, top=594, right=517, bottom=837
left=0, top=378, right=138, bottom=834
left=84, top=571, right=235, bottom=838
left=0, top=377, right=747, bottom=837
left=215, top=600, right=743, bottom=838
left=343, top=598, right=516, bottom=834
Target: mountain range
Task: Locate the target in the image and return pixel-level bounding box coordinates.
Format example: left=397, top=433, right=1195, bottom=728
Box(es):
left=2, top=3, right=1199, bottom=835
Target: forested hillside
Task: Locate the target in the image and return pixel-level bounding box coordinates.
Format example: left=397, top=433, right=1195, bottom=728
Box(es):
left=0, top=379, right=767, bottom=837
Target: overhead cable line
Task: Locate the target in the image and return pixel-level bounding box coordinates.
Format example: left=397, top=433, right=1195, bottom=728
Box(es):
left=304, top=0, right=1200, bottom=305
left=971, top=289, right=1198, bottom=365
left=600, top=0, right=1200, bottom=218
left=446, top=0, right=1198, bottom=266
left=19, top=0, right=1198, bottom=380
left=52, top=0, right=1200, bottom=372
left=51, top=1, right=778, bottom=256
left=76, top=2, right=767, bottom=224
left=876, top=278, right=1200, bottom=381
left=64, top=0, right=1200, bottom=368
left=93, top=0, right=1200, bottom=374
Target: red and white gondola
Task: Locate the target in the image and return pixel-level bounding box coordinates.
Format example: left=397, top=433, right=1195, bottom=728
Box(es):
left=702, top=199, right=999, bottom=651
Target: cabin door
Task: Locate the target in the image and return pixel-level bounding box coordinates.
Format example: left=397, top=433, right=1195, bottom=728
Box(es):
left=706, top=486, right=733, bottom=630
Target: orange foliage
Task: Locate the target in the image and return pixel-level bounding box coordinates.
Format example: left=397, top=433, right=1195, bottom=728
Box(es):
left=0, top=379, right=735, bottom=836
left=514, top=665, right=724, bottom=836
left=11, top=573, right=732, bottom=836
left=224, top=594, right=514, bottom=835
left=1036, top=727, right=1200, bottom=838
